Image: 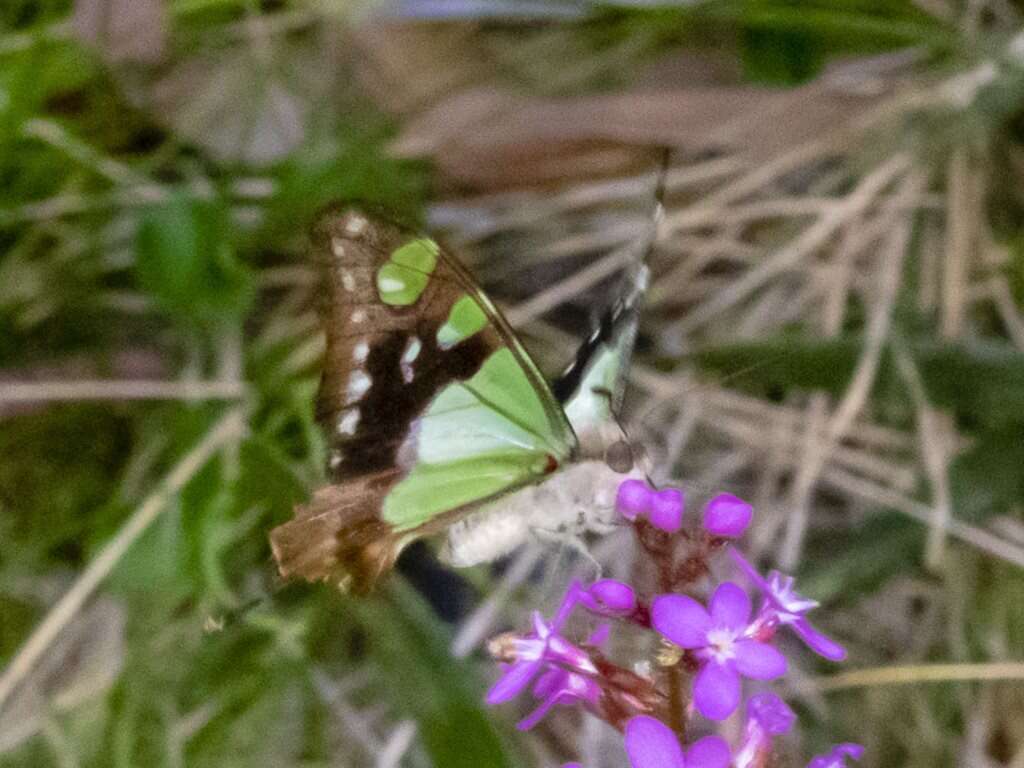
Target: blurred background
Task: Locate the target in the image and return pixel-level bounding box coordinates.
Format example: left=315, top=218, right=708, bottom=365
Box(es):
left=2, top=1, right=1024, bottom=766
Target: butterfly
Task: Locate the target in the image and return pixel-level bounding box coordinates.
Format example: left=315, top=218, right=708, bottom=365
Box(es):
left=269, top=203, right=653, bottom=593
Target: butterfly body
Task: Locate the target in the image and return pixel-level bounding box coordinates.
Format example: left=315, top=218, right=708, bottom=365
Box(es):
left=270, top=206, right=642, bottom=592
left=442, top=458, right=638, bottom=567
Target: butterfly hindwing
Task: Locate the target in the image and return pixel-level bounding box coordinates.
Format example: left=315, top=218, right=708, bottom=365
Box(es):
left=269, top=206, right=577, bottom=591
left=554, top=263, right=648, bottom=456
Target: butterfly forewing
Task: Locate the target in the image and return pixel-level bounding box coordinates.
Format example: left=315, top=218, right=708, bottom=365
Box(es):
left=269, top=206, right=576, bottom=591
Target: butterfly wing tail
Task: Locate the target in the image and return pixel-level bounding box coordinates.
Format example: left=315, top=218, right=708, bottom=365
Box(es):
left=269, top=484, right=406, bottom=594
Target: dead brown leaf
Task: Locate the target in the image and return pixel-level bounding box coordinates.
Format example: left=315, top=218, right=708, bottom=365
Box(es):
left=150, top=26, right=342, bottom=167
left=73, top=0, right=167, bottom=65
left=389, top=84, right=855, bottom=189
left=379, top=36, right=903, bottom=189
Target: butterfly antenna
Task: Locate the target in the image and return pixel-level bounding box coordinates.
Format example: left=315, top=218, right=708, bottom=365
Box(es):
left=635, top=352, right=793, bottom=437
left=646, top=146, right=671, bottom=263
left=623, top=146, right=671, bottom=307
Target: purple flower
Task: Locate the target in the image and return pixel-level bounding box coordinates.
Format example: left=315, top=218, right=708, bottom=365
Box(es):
left=486, top=581, right=610, bottom=730
left=807, top=743, right=865, bottom=768
left=703, top=494, right=753, bottom=538
left=734, top=692, right=796, bottom=768
left=651, top=582, right=787, bottom=720
left=486, top=608, right=597, bottom=706
left=730, top=550, right=846, bottom=662
left=624, top=715, right=731, bottom=768
left=616, top=479, right=685, bottom=532
left=517, top=665, right=601, bottom=730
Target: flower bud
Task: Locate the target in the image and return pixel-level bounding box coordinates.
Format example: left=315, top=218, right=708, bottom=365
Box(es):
left=648, top=487, right=684, bottom=532
left=703, top=493, right=753, bottom=538
left=616, top=479, right=652, bottom=520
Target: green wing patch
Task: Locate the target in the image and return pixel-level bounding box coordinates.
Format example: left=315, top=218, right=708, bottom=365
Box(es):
left=383, top=348, right=572, bottom=529
left=376, top=237, right=439, bottom=306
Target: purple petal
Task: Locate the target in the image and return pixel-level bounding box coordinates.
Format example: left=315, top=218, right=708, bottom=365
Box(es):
left=709, top=582, right=751, bottom=630
left=792, top=618, right=846, bottom=661
left=649, top=487, right=684, bottom=532
left=587, top=622, right=611, bottom=646
left=532, top=667, right=565, bottom=698
left=553, top=584, right=583, bottom=630
left=624, top=715, right=685, bottom=768
left=836, top=744, right=865, bottom=759
left=694, top=661, right=741, bottom=721
left=729, top=549, right=772, bottom=593
left=617, top=479, right=652, bottom=520
left=651, top=594, right=711, bottom=648
left=563, top=764, right=583, bottom=768
left=806, top=743, right=865, bottom=768
left=532, top=610, right=551, bottom=637
left=517, top=692, right=560, bottom=730
left=733, top=640, right=787, bottom=680
left=685, top=735, right=732, bottom=768
left=703, top=493, right=752, bottom=538
left=546, top=634, right=598, bottom=673
left=765, top=571, right=818, bottom=614
left=746, top=691, right=796, bottom=735
left=486, top=659, right=542, bottom=704
left=587, top=579, right=637, bottom=613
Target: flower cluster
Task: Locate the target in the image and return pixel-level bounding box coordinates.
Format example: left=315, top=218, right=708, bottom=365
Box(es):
left=486, top=480, right=862, bottom=768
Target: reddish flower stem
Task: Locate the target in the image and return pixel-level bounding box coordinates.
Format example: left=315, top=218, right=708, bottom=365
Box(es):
left=638, top=519, right=689, bottom=742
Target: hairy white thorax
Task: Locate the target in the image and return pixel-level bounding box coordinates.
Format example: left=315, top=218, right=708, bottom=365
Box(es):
left=441, top=460, right=644, bottom=567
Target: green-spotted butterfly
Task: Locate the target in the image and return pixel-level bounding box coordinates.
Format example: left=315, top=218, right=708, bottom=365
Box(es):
left=269, top=202, right=654, bottom=592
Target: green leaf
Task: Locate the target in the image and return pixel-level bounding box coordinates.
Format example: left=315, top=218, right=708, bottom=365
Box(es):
left=254, top=137, right=427, bottom=248
left=949, top=425, right=1024, bottom=524
left=907, top=340, right=1024, bottom=429
left=107, top=495, right=190, bottom=600
left=700, top=0, right=950, bottom=50
left=685, top=334, right=862, bottom=396
left=689, top=335, right=1024, bottom=429
left=801, top=513, right=924, bottom=602
left=348, top=581, right=523, bottom=768
left=136, top=193, right=255, bottom=329
left=741, top=25, right=824, bottom=84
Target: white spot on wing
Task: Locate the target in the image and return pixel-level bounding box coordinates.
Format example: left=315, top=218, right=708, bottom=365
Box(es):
left=329, top=449, right=344, bottom=470
left=331, top=238, right=346, bottom=258
left=401, top=337, right=422, bottom=364
left=401, top=337, right=421, bottom=383
left=344, top=215, right=368, bottom=236
left=379, top=276, right=404, bottom=292
left=340, top=270, right=356, bottom=292
left=346, top=371, right=372, bottom=402
left=436, top=321, right=458, bottom=351
left=352, top=341, right=369, bottom=363
left=336, top=408, right=360, bottom=436
left=351, top=310, right=367, bottom=324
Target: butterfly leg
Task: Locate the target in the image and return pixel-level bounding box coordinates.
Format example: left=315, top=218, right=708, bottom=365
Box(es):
left=530, top=521, right=604, bottom=581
